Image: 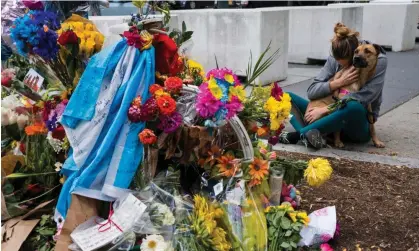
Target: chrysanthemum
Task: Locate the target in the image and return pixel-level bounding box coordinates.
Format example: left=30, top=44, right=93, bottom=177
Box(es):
left=249, top=157, right=269, bottom=181
left=208, top=77, right=223, bottom=100
left=216, top=153, right=240, bottom=177
left=140, top=234, right=168, bottom=251
left=304, top=158, right=333, bottom=187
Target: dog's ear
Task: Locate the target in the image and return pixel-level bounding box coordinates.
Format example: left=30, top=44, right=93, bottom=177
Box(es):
left=373, top=43, right=386, bottom=55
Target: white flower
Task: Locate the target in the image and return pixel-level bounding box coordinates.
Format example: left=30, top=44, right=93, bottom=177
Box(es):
left=150, top=203, right=175, bottom=226
left=54, top=162, right=63, bottom=172
left=47, top=132, right=63, bottom=153
left=16, top=114, right=29, bottom=130
left=2, top=94, right=20, bottom=110
left=1, top=108, right=10, bottom=126
left=8, top=110, right=17, bottom=125
left=140, top=234, right=168, bottom=251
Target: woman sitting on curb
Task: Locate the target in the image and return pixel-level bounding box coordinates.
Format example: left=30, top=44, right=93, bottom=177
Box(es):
left=279, top=23, right=388, bottom=149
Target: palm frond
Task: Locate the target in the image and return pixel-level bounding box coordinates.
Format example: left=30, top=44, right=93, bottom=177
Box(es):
left=244, top=41, right=280, bottom=88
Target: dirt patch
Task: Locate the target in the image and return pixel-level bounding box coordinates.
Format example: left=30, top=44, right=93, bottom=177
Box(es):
left=276, top=151, right=419, bottom=251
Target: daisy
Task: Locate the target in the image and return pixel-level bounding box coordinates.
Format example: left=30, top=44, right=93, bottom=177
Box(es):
left=140, top=235, right=168, bottom=251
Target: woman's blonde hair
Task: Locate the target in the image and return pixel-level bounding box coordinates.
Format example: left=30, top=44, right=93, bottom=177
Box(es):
left=331, top=22, right=360, bottom=60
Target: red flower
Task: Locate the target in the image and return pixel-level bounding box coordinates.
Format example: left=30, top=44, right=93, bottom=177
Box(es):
left=164, top=77, right=183, bottom=94
left=156, top=96, right=176, bottom=116
left=123, top=28, right=142, bottom=49
left=153, top=33, right=183, bottom=76
left=52, top=126, right=66, bottom=140
left=58, top=30, right=79, bottom=45
left=138, top=129, right=157, bottom=145
left=1, top=75, right=12, bottom=87
left=271, top=82, right=284, bottom=101
left=149, top=84, right=163, bottom=95
left=19, top=142, right=26, bottom=154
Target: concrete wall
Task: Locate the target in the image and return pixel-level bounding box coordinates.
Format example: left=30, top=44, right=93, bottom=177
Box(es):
left=329, top=3, right=419, bottom=51
left=285, top=6, right=363, bottom=64
left=172, top=9, right=289, bottom=84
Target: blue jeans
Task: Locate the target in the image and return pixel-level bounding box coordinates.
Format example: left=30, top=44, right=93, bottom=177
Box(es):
left=288, top=92, right=371, bottom=142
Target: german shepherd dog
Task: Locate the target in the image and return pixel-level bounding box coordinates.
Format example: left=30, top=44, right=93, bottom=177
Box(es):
left=307, top=44, right=385, bottom=148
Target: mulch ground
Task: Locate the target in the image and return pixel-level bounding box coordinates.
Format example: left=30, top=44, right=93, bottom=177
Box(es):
left=276, top=151, right=419, bottom=251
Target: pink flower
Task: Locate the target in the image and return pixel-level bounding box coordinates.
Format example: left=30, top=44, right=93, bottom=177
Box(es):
left=206, top=68, right=240, bottom=84
left=269, top=152, right=277, bottom=160
left=225, top=96, right=243, bottom=119
left=259, top=148, right=268, bottom=155
left=320, top=243, right=334, bottom=251
left=196, top=83, right=222, bottom=118
left=22, top=0, right=44, bottom=10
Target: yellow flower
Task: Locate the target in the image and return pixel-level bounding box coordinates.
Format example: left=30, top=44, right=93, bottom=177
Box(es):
left=94, top=33, right=105, bottom=51
left=224, top=74, right=234, bottom=84
left=188, top=59, right=205, bottom=76
left=154, top=89, right=170, bottom=98
left=132, top=0, right=146, bottom=8
left=208, top=77, right=223, bottom=100
left=85, top=23, right=94, bottom=31
left=265, top=206, right=272, bottom=213
left=229, top=85, right=246, bottom=102
left=304, top=158, right=333, bottom=187
left=72, top=22, right=84, bottom=33
left=264, top=93, right=292, bottom=131
left=288, top=212, right=297, bottom=222
left=297, top=212, right=310, bottom=226
left=85, top=39, right=96, bottom=57
left=76, top=32, right=85, bottom=41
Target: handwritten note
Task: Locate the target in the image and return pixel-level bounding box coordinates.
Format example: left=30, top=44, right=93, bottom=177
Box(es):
left=71, top=194, right=146, bottom=251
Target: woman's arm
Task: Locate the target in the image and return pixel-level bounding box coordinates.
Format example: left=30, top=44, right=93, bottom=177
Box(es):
left=345, top=56, right=387, bottom=106
left=307, top=56, right=338, bottom=100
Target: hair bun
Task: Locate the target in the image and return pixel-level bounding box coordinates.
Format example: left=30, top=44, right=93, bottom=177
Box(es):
left=334, top=22, right=351, bottom=39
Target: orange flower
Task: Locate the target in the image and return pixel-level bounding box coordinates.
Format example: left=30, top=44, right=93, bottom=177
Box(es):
left=249, top=157, right=269, bottom=181
left=149, top=84, right=163, bottom=95
left=138, top=129, right=157, bottom=145
left=248, top=178, right=262, bottom=187
left=131, top=96, right=142, bottom=108
left=216, top=153, right=240, bottom=177
left=257, top=126, right=269, bottom=137
left=164, top=77, right=183, bottom=94
left=199, top=145, right=222, bottom=167
left=25, top=123, right=47, bottom=136
left=156, top=96, right=176, bottom=115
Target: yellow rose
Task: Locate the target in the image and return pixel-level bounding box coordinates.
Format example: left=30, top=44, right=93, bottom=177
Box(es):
left=72, top=22, right=84, bottom=33
left=85, top=23, right=94, bottom=31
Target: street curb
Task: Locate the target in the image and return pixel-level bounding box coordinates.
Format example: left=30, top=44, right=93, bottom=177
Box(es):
left=269, top=142, right=419, bottom=169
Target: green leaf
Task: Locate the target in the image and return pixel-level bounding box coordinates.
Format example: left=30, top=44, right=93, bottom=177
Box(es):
left=182, top=21, right=186, bottom=33
left=285, top=230, right=292, bottom=237
left=37, top=228, right=55, bottom=236
left=6, top=172, right=57, bottom=179
left=280, top=242, right=290, bottom=248
left=290, top=242, right=297, bottom=248
left=280, top=217, right=291, bottom=230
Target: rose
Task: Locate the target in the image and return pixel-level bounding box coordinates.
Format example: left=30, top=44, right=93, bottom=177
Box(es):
left=58, top=30, right=79, bottom=45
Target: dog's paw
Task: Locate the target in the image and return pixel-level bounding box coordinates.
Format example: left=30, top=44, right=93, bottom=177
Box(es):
left=373, top=140, right=385, bottom=148
left=334, top=141, right=345, bottom=148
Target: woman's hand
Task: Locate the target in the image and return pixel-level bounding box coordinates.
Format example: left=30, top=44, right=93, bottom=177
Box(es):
left=304, top=107, right=329, bottom=124
left=330, top=66, right=359, bottom=91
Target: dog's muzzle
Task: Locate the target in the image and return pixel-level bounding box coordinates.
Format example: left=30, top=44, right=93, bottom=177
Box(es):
left=353, top=55, right=368, bottom=68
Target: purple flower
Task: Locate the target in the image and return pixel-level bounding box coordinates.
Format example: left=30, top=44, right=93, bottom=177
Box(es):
left=23, top=0, right=44, bottom=10
left=158, top=112, right=183, bottom=133
left=268, top=136, right=279, bottom=145
left=46, top=113, right=58, bottom=131
left=32, top=28, right=59, bottom=60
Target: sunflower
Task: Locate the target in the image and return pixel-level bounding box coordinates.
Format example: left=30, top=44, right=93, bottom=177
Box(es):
left=249, top=157, right=269, bottom=181
left=199, top=145, right=222, bottom=167
left=216, top=153, right=240, bottom=177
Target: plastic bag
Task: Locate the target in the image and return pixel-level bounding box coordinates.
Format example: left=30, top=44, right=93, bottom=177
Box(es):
left=298, top=206, right=337, bottom=247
